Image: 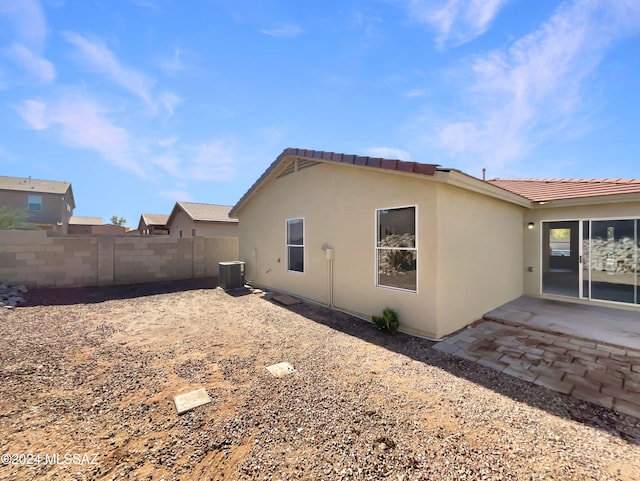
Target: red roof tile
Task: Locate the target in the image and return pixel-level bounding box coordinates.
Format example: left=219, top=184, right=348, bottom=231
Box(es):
left=488, top=178, right=640, bottom=202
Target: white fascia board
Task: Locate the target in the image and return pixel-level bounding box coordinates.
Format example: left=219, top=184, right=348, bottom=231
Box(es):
left=439, top=170, right=532, bottom=208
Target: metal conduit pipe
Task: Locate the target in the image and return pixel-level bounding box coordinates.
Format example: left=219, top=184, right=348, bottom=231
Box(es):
left=322, top=244, right=334, bottom=308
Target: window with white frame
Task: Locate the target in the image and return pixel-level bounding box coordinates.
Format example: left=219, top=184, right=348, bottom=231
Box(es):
left=286, top=218, right=304, bottom=273
left=28, top=195, right=42, bottom=212
left=376, top=206, right=417, bottom=291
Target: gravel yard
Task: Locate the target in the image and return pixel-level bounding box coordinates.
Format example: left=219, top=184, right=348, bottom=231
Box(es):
left=1, top=279, right=640, bottom=481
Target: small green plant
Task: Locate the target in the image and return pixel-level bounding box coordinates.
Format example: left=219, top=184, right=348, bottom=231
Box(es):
left=372, top=307, right=399, bottom=335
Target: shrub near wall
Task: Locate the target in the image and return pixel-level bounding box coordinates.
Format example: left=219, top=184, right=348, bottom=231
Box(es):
left=0, top=230, right=238, bottom=288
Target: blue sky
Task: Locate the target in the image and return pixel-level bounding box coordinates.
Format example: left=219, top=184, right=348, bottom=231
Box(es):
left=1, top=0, right=640, bottom=226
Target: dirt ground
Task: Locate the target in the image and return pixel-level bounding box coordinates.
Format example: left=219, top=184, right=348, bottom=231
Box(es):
left=1, top=279, right=640, bottom=481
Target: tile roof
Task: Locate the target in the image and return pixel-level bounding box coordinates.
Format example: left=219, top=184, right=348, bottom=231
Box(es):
left=277, top=148, right=439, bottom=174
left=488, top=178, right=640, bottom=202
left=176, top=202, right=238, bottom=223
left=69, top=216, right=103, bottom=225
left=230, top=148, right=439, bottom=216
left=141, top=214, right=169, bottom=226
left=0, top=175, right=71, bottom=195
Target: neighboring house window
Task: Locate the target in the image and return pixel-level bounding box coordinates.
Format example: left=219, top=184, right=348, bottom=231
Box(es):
left=549, top=228, right=571, bottom=257
left=376, top=206, right=417, bottom=292
left=179, top=230, right=183, bottom=238
left=286, top=218, right=304, bottom=273
left=28, top=195, right=42, bottom=212
left=67, top=203, right=71, bottom=213
left=192, top=228, right=196, bottom=237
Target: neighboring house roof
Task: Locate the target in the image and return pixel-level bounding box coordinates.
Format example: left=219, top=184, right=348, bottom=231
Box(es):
left=488, top=178, right=640, bottom=203
left=69, top=216, right=102, bottom=225
left=0, top=175, right=75, bottom=209
left=167, top=202, right=238, bottom=225
left=230, top=148, right=440, bottom=217
left=140, top=214, right=169, bottom=226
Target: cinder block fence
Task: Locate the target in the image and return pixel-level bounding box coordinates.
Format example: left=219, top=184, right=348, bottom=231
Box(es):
left=0, top=230, right=239, bottom=288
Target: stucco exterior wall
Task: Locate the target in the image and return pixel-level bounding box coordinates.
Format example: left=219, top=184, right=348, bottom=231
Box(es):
left=0, top=230, right=238, bottom=288
left=523, top=201, right=640, bottom=299
left=168, top=209, right=238, bottom=238
left=240, top=162, right=522, bottom=338
left=193, top=222, right=238, bottom=238
left=435, top=184, right=524, bottom=337
left=68, top=224, right=127, bottom=235
left=0, top=190, right=72, bottom=232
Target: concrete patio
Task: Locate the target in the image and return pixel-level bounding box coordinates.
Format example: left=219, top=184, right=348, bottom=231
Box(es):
left=485, top=296, right=640, bottom=350
left=434, top=296, right=640, bottom=418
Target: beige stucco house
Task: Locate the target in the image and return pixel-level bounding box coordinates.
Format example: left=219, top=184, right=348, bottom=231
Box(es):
left=136, top=214, right=170, bottom=235
left=229, top=148, right=640, bottom=339
left=0, top=175, right=75, bottom=233
left=68, top=216, right=126, bottom=235
left=166, top=202, right=238, bottom=238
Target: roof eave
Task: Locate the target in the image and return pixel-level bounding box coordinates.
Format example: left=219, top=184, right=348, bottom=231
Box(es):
left=441, top=169, right=533, bottom=207
left=166, top=202, right=188, bottom=226
left=229, top=148, right=440, bottom=217
left=531, top=191, right=640, bottom=208
left=66, top=184, right=76, bottom=210
left=193, top=219, right=239, bottom=224
left=229, top=149, right=296, bottom=218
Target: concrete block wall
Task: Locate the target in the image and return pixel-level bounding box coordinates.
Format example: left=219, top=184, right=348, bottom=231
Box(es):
left=113, top=236, right=196, bottom=284
left=0, top=230, right=98, bottom=287
left=204, top=237, right=241, bottom=276
left=0, top=231, right=239, bottom=288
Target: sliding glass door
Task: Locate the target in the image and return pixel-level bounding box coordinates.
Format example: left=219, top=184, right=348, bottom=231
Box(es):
left=588, top=219, right=637, bottom=304
left=544, top=218, right=639, bottom=305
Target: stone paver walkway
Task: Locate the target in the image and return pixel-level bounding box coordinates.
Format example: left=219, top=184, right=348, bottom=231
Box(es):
left=433, top=320, right=640, bottom=419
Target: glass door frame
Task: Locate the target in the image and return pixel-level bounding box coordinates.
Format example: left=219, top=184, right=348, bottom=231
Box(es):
left=540, top=219, right=583, bottom=299
left=541, top=216, right=639, bottom=306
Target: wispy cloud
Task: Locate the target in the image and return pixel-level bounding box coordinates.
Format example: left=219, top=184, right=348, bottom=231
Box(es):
left=158, top=135, right=178, bottom=147
left=403, top=0, right=511, bottom=47
left=5, top=43, right=55, bottom=83
left=158, top=190, right=194, bottom=202
left=159, top=90, right=182, bottom=117
left=62, top=32, right=180, bottom=116
left=260, top=23, right=304, bottom=38
left=350, top=10, right=384, bottom=40
left=0, top=0, right=56, bottom=83
left=416, top=0, right=640, bottom=171
left=363, top=147, right=412, bottom=161
left=0, top=0, right=48, bottom=48
left=159, top=46, right=185, bottom=73
left=63, top=32, right=155, bottom=104
left=15, top=91, right=236, bottom=183
left=187, top=141, right=236, bottom=181
left=152, top=140, right=236, bottom=182
left=15, top=95, right=145, bottom=177
left=404, top=88, right=425, bottom=98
